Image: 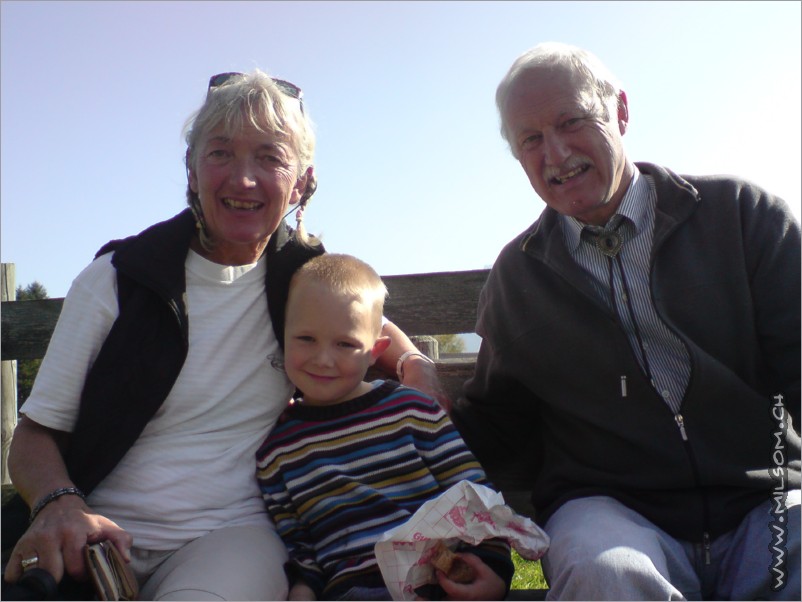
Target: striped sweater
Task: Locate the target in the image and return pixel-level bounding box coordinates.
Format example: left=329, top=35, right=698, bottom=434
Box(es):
left=255, top=380, right=512, bottom=599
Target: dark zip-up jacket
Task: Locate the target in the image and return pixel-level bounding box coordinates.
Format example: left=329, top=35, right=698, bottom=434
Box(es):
left=64, top=209, right=324, bottom=494
left=452, top=162, right=801, bottom=542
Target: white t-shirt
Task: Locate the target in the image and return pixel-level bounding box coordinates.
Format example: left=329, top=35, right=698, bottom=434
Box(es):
left=20, top=250, right=295, bottom=550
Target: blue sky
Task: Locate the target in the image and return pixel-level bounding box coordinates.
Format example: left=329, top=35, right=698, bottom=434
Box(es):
left=2, top=1, right=800, bottom=300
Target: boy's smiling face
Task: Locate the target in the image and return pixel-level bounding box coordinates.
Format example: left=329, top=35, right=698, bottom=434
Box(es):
left=284, top=279, right=389, bottom=406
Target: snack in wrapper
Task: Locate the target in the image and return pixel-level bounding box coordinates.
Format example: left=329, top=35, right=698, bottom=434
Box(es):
left=428, top=541, right=475, bottom=584
left=375, top=481, right=550, bottom=600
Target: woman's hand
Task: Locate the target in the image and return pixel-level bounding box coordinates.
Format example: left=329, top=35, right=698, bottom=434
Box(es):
left=399, top=355, right=452, bottom=413
left=4, top=494, right=132, bottom=585
left=5, top=417, right=133, bottom=585
left=433, top=552, right=506, bottom=600
left=375, top=321, right=453, bottom=412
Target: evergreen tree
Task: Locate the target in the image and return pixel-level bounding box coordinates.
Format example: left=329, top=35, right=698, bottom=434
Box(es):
left=15, top=282, right=48, bottom=302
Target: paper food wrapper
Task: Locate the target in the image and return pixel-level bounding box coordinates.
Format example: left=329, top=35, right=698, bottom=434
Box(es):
left=374, top=480, right=550, bottom=600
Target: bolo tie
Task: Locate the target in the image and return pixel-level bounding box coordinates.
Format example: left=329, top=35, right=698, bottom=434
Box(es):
left=583, top=216, right=656, bottom=388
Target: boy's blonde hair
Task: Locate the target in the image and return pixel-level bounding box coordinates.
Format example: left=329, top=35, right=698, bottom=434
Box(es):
left=290, top=254, right=388, bottom=335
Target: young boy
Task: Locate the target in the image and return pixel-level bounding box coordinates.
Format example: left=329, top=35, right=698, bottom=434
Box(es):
left=256, top=254, right=513, bottom=601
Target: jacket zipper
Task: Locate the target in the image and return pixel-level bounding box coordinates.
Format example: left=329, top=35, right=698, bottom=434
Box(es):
left=674, top=413, right=688, bottom=441
left=674, top=413, right=712, bottom=565
left=604, top=265, right=711, bottom=562
left=644, top=186, right=712, bottom=566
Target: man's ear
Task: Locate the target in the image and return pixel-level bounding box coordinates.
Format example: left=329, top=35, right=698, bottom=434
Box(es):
left=617, top=90, right=629, bottom=135
left=369, top=336, right=392, bottom=364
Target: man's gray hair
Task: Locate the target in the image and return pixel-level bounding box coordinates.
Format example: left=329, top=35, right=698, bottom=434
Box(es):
left=496, top=42, right=623, bottom=157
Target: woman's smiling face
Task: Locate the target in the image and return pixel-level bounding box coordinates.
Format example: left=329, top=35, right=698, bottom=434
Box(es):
left=189, top=121, right=306, bottom=265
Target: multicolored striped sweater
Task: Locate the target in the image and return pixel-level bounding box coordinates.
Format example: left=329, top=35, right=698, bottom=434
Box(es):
left=255, top=380, right=512, bottom=599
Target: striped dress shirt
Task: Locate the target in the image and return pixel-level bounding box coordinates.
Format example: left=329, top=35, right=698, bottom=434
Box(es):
left=561, top=169, right=691, bottom=412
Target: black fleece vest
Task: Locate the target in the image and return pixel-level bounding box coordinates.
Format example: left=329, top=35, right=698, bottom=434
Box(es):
left=64, top=210, right=324, bottom=494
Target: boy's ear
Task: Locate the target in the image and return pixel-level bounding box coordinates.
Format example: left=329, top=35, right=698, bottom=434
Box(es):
left=369, top=336, right=392, bottom=364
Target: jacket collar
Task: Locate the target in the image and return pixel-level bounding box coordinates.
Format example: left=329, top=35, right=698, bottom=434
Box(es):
left=105, top=210, right=195, bottom=316
left=635, top=162, right=700, bottom=252
left=101, top=209, right=304, bottom=320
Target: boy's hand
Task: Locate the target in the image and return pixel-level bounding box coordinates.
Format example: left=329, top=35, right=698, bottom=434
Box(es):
left=288, top=582, right=316, bottom=601
left=434, top=552, right=505, bottom=600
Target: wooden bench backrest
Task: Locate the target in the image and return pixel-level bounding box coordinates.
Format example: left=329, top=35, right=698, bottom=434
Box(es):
left=1, top=269, right=490, bottom=400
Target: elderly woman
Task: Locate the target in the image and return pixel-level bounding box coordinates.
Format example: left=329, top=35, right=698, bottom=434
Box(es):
left=3, top=70, right=442, bottom=600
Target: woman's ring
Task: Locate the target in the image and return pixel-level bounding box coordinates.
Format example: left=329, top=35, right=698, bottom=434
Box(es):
left=20, top=556, right=39, bottom=570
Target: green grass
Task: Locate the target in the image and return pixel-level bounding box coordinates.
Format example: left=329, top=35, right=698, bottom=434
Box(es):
left=510, top=550, right=548, bottom=590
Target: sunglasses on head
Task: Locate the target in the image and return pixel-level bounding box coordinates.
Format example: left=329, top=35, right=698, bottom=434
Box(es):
left=207, top=72, right=304, bottom=113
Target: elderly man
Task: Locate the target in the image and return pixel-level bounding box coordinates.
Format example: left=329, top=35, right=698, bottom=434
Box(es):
left=452, top=42, right=800, bottom=600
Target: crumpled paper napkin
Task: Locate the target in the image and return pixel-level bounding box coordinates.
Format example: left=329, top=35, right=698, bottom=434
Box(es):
left=375, top=480, right=550, bottom=600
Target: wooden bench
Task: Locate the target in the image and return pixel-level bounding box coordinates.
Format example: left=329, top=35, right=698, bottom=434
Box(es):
left=1, top=269, right=490, bottom=397
left=1, top=267, right=547, bottom=598
left=1, top=269, right=498, bottom=502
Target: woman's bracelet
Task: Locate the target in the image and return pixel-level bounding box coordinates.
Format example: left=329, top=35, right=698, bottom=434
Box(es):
left=396, top=350, right=436, bottom=381
left=29, top=487, right=86, bottom=523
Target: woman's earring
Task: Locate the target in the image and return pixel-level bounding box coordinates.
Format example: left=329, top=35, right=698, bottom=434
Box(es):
left=294, top=204, right=308, bottom=243
left=299, top=173, right=318, bottom=206
left=189, top=195, right=213, bottom=251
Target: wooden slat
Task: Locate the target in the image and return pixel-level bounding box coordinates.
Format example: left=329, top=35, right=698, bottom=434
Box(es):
left=1, top=270, right=490, bottom=362
left=382, top=269, right=488, bottom=336
left=1, top=298, right=64, bottom=361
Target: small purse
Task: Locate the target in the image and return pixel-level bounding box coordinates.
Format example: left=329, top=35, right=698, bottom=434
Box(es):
left=84, top=541, right=139, bottom=601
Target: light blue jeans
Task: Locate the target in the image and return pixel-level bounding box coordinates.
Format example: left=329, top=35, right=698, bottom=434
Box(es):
left=542, top=490, right=800, bottom=600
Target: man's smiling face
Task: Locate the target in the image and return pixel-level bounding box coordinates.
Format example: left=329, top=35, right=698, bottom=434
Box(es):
left=502, top=65, right=633, bottom=225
